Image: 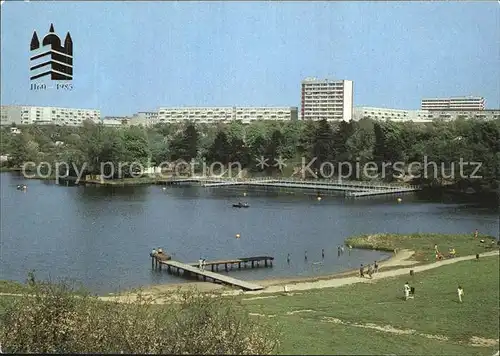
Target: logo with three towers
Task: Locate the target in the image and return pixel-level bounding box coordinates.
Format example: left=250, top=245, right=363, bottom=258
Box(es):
left=30, top=23, right=73, bottom=81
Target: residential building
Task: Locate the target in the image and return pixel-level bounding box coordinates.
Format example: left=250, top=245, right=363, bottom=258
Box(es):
left=421, top=96, right=485, bottom=111
left=353, top=107, right=500, bottom=122
left=300, top=78, right=353, bottom=121
left=426, top=109, right=499, bottom=121
left=129, top=111, right=159, bottom=126
left=353, top=107, right=433, bottom=122
left=1, top=105, right=100, bottom=126
left=234, top=107, right=298, bottom=123
left=0, top=106, right=23, bottom=126
left=155, top=106, right=298, bottom=124
left=102, top=116, right=130, bottom=127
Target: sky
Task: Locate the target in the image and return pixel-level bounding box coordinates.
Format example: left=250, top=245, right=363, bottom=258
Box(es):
left=1, top=1, right=499, bottom=116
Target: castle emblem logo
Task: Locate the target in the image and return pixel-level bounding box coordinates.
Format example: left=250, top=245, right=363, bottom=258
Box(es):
left=30, top=23, right=72, bottom=81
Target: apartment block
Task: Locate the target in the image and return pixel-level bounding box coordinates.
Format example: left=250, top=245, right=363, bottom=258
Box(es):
left=426, top=109, right=499, bottom=121
left=129, top=111, right=159, bottom=126
left=102, top=116, right=130, bottom=127
left=0, top=106, right=23, bottom=126
left=1, top=105, right=100, bottom=126
left=155, top=106, right=298, bottom=124
left=353, top=107, right=433, bottom=122
left=353, top=107, right=500, bottom=122
left=421, top=96, right=485, bottom=111
left=301, top=78, right=353, bottom=121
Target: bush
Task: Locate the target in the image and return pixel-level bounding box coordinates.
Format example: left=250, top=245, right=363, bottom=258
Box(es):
left=0, top=276, right=279, bottom=354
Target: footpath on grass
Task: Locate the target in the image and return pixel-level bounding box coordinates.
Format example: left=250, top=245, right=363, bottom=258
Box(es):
left=94, top=249, right=499, bottom=304
left=2, top=250, right=498, bottom=303
left=238, top=249, right=499, bottom=296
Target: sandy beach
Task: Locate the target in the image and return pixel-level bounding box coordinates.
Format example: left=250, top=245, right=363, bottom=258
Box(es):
left=107, top=249, right=418, bottom=297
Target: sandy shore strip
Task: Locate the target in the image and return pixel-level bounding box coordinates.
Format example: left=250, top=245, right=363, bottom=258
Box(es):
left=5, top=250, right=496, bottom=303
left=109, top=249, right=421, bottom=297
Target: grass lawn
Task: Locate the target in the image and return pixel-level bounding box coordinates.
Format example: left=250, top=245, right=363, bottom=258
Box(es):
left=242, top=255, right=499, bottom=355
left=1, top=253, right=498, bottom=355
left=345, top=233, right=498, bottom=262
left=0, top=280, right=31, bottom=294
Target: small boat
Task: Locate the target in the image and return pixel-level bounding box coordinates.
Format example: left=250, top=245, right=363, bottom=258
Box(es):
left=232, top=202, right=249, bottom=208
left=16, top=184, right=27, bottom=191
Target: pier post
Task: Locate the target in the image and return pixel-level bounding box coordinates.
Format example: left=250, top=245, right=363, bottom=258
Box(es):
left=251, top=261, right=255, bottom=268
left=159, top=262, right=162, bottom=271
left=265, top=259, right=268, bottom=267
left=225, top=263, right=228, bottom=272
left=211, top=265, right=215, bottom=272
left=238, top=262, right=241, bottom=269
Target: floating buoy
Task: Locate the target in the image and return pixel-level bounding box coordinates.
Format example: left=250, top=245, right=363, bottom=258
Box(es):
left=317, top=196, right=322, bottom=201
left=243, top=192, right=247, bottom=197
left=162, top=187, right=166, bottom=191
left=397, top=198, right=402, bottom=203
left=235, top=234, right=240, bottom=239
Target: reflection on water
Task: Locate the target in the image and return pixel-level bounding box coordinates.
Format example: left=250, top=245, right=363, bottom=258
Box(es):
left=0, top=172, right=498, bottom=294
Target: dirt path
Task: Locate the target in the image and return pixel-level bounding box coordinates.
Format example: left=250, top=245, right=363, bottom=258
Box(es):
left=248, top=311, right=499, bottom=348
left=237, top=250, right=499, bottom=296
left=97, top=250, right=499, bottom=303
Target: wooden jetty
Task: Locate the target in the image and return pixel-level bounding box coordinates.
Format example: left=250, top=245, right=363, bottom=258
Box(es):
left=151, top=254, right=273, bottom=291
left=156, top=176, right=421, bottom=198
left=187, top=256, right=274, bottom=272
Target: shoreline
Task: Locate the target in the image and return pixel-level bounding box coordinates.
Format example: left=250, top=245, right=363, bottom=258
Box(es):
left=96, top=250, right=499, bottom=304
left=118, top=249, right=411, bottom=296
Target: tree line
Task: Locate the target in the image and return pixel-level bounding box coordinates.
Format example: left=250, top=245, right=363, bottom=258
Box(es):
left=0, top=118, right=498, bottom=189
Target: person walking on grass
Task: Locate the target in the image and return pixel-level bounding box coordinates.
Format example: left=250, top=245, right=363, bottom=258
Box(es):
left=404, top=282, right=411, bottom=300
left=367, top=264, right=374, bottom=279
left=457, top=286, right=464, bottom=303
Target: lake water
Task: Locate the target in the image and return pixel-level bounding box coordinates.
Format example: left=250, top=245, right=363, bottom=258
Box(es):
left=0, top=172, right=498, bottom=294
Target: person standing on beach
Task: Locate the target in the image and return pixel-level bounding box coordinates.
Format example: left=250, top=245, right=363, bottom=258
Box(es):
left=359, top=264, right=364, bottom=278
left=341, top=245, right=345, bottom=255
left=287, top=253, right=291, bottom=265
left=474, top=229, right=478, bottom=239
left=304, top=250, right=308, bottom=261
left=374, top=261, right=379, bottom=273
left=348, top=245, right=352, bottom=255
left=457, top=286, right=464, bottom=303
left=337, top=246, right=341, bottom=257
left=321, top=249, right=325, bottom=259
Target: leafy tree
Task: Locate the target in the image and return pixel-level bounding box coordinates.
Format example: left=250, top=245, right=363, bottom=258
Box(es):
left=207, top=131, right=232, bottom=166
left=169, top=123, right=199, bottom=163
left=310, top=120, right=334, bottom=176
